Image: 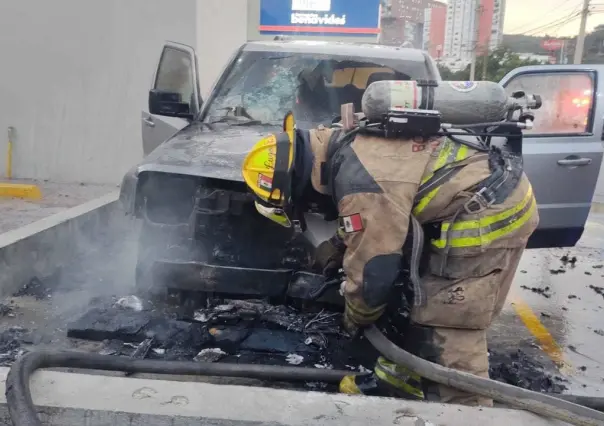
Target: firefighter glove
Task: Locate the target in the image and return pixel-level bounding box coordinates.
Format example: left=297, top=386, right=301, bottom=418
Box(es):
left=312, top=237, right=344, bottom=278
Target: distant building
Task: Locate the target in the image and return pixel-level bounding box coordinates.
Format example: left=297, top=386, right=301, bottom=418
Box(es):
left=423, top=4, right=447, bottom=60
left=380, top=0, right=445, bottom=48
left=441, top=0, right=506, bottom=71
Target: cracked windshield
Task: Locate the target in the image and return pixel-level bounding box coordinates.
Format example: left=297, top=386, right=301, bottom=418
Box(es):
left=1, top=0, right=604, bottom=425
left=205, top=51, right=437, bottom=127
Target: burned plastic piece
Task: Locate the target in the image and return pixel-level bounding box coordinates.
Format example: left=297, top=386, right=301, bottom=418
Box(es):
left=287, top=272, right=344, bottom=305
left=152, top=260, right=293, bottom=296
left=67, top=308, right=151, bottom=342
left=240, top=329, right=317, bottom=354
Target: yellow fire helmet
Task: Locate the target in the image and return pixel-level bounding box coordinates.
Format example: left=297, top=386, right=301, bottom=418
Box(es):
left=242, top=111, right=297, bottom=228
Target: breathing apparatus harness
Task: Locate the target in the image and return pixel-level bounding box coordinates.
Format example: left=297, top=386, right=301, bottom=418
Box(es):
left=321, top=80, right=542, bottom=307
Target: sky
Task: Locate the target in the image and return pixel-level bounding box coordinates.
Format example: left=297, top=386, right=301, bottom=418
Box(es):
left=503, top=0, right=604, bottom=36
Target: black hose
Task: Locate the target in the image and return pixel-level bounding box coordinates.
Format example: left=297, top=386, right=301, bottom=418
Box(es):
left=364, top=326, right=604, bottom=426
left=7, top=336, right=604, bottom=426
left=5, top=350, right=354, bottom=426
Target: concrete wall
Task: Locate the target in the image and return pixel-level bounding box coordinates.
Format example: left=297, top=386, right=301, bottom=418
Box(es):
left=0, top=0, right=383, bottom=186
left=196, top=0, right=248, bottom=98
left=0, top=0, right=197, bottom=185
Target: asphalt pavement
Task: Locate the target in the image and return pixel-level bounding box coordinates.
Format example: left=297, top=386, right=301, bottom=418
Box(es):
left=489, top=211, right=604, bottom=396
left=1, top=209, right=604, bottom=400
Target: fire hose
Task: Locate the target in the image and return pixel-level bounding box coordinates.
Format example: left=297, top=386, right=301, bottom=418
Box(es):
left=6, top=326, right=604, bottom=426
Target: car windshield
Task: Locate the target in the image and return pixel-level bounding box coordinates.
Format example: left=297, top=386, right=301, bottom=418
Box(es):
left=203, top=50, right=438, bottom=128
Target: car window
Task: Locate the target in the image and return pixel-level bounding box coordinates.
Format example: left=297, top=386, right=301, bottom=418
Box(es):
left=154, top=47, right=195, bottom=106
left=330, top=67, right=396, bottom=89
left=204, top=50, right=435, bottom=127
left=505, top=72, right=594, bottom=135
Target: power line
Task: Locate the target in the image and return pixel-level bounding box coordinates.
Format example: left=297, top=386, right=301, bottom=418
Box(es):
left=505, top=0, right=581, bottom=33
left=513, top=11, right=581, bottom=36
left=520, top=11, right=581, bottom=35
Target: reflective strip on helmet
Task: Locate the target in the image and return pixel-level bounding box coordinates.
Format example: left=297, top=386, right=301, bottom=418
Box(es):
left=413, top=139, right=471, bottom=216
left=431, top=185, right=536, bottom=249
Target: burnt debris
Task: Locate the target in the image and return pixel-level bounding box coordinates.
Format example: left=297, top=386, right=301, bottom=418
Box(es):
left=0, top=327, right=29, bottom=366
left=589, top=285, right=604, bottom=299
left=520, top=285, right=552, bottom=298
left=560, top=255, right=577, bottom=267
left=488, top=349, right=567, bottom=394
left=66, top=296, right=377, bottom=378
left=13, top=276, right=53, bottom=300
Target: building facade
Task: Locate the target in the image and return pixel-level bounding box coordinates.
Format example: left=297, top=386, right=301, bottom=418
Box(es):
left=380, top=0, right=445, bottom=48
left=441, top=0, right=506, bottom=70
left=423, top=4, right=447, bottom=59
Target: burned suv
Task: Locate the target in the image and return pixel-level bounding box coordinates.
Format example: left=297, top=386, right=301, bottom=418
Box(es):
left=119, top=40, right=442, bottom=300
left=119, top=39, right=603, bottom=301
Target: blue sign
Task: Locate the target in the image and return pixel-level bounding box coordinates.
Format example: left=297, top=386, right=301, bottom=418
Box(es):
left=259, top=0, right=381, bottom=37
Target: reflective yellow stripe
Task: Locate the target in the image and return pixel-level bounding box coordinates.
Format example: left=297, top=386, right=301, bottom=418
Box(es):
left=413, top=187, right=439, bottom=215
left=431, top=185, right=536, bottom=249
left=434, top=138, right=454, bottom=170
left=441, top=185, right=533, bottom=232
left=413, top=139, right=471, bottom=216
left=456, top=144, right=469, bottom=161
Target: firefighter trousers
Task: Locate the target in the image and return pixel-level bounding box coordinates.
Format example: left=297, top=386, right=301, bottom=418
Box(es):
left=403, top=244, right=527, bottom=407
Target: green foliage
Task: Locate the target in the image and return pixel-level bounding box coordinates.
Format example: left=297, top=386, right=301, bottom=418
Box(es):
left=582, top=25, right=604, bottom=64
left=501, top=26, right=604, bottom=65
left=438, top=47, right=544, bottom=82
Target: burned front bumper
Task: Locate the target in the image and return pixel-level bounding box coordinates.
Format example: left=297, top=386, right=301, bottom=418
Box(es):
left=152, top=260, right=342, bottom=305
left=133, top=172, right=341, bottom=304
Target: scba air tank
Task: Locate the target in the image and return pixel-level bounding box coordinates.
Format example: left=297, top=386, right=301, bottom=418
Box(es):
left=362, top=80, right=510, bottom=125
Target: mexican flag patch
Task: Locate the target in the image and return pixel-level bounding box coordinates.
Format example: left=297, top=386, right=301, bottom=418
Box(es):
left=341, top=213, right=364, bottom=233
left=258, top=174, right=273, bottom=191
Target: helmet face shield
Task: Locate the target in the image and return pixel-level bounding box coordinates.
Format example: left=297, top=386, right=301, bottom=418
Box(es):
left=254, top=201, right=293, bottom=228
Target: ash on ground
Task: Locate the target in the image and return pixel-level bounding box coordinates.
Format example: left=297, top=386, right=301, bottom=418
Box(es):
left=65, top=295, right=378, bottom=390
left=488, top=349, right=568, bottom=393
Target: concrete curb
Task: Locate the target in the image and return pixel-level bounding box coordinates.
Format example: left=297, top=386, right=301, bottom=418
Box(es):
left=0, top=368, right=570, bottom=426
left=0, top=191, right=121, bottom=297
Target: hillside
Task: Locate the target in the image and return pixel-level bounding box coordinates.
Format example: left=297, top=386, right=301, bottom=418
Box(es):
left=502, top=34, right=573, bottom=55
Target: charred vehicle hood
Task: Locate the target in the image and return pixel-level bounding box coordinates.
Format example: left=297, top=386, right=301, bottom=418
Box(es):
left=139, top=123, right=275, bottom=181
left=119, top=123, right=277, bottom=214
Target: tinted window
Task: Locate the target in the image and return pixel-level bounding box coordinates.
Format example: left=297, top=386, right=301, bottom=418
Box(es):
left=155, top=47, right=194, bottom=105
left=505, top=72, right=594, bottom=135
left=204, top=50, right=436, bottom=127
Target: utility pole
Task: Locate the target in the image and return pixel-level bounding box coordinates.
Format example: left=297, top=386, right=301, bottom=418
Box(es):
left=573, top=0, right=591, bottom=64
left=481, top=39, right=489, bottom=80
left=469, top=1, right=483, bottom=80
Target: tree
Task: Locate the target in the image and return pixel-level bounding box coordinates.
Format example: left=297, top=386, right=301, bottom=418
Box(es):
left=581, top=24, right=604, bottom=64
left=438, top=47, right=543, bottom=82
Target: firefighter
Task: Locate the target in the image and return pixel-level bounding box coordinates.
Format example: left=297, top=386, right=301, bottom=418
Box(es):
left=241, top=110, right=539, bottom=407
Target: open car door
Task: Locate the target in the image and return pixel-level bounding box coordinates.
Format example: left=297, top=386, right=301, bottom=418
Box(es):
left=141, top=42, right=202, bottom=156
left=499, top=65, right=604, bottom=248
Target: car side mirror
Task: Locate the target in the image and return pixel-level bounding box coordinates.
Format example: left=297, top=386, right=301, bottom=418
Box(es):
left=148, top=89, right=194, bottom=120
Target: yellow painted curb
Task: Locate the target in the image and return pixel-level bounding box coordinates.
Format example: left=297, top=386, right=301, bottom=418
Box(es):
left=0, top=182, right=42, bottom=200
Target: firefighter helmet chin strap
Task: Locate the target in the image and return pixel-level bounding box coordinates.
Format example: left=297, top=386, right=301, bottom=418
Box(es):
left=267, top=132, right=294, bottom=206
